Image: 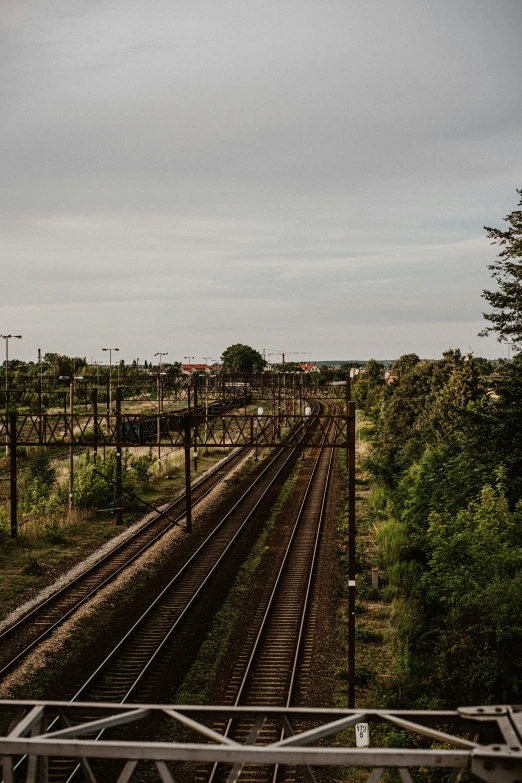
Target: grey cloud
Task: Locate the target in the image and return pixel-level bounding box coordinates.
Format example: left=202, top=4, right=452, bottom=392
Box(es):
left=1, top=0, right=521, bottom=361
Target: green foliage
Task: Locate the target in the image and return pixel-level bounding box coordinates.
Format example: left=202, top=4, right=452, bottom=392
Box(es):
left=42, top=353, right=87, bottom=377
left=271, top=361, right=303, bottom=373
left=67, top=451, right=120, bottom=509
left=27, top=448, right=56, bottom=489
left=418, top=481, right=522, bottom=703
left=131, top=452, right=154, bottom=490
left=425, top=478, right=522, bottom=604
left=65, top=449, right=154, bottom=509
left=22, top=557, right=44, bottom=576
left=220, top=344, right=266, bottom=374
left=66, top=461, right=114, bottom=509
left=366, top=345, right=522, bottom=707
left=352, top=358, right=385, bottom=416
left=480, top=188, right=522, bottom=346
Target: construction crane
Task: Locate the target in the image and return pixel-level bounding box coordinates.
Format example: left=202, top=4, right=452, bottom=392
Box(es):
left=263, top=350, right=310, bottom=366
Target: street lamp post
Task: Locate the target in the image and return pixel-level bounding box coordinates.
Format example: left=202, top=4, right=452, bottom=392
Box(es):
left=203, top=357, right=213, bottom=456
left=183, top=356, right=195, bottom=477
left=184, top=356, right=194, bottom=410
left=154, top=352, right=168, bottom=413
left=102, top=347, right=119, bottom=415
left=1, top=335, right=22, bottom=456
left=154, top=352, right=168, bottom=469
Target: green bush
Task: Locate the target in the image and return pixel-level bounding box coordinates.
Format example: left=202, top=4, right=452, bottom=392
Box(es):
left=66, top=462, right=114, bottom=509
left=22, top=557, right=44, bottom=576
left=131, top=452, right=154, bottom=490
left=27, top=448, right=56, bottom=488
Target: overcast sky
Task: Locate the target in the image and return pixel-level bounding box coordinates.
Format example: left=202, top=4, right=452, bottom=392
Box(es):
left=2, top=0, right=522, bottom=364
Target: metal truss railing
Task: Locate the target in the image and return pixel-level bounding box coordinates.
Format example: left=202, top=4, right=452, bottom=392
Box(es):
left=0, top=414, right=349, bottom=448
left=1, top=701, right=521, bottom=782
left=0, top=376, right=349, bottom=411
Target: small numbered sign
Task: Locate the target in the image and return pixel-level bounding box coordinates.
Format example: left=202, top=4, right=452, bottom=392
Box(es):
left=304, top=406, right=312, bottom=416
left=257, top=407, right=264, bottom=415
left=355, top=723, right=370, bottom=748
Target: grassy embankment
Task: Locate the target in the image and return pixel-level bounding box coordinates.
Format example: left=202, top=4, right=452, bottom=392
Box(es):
left=332, top=413, right=412, bottom=782
left=333, top=411, right=395, bottom=710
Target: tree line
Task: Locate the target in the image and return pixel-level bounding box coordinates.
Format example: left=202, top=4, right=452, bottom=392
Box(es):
left=354, top=190, right=522, bottom=707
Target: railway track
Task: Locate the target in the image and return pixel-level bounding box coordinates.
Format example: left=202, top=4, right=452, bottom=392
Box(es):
left=0, top=442, right=254, bottom=679
left=0, top=400, right=266, bottom=677
left=6, top=402, right=321, bottom=782
left=201, top=407, right=338, bottom=783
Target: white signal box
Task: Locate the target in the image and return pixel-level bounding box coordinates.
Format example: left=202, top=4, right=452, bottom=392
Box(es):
left=355, top=723, right=370, bottom=747
left=257, top=407, right=264, bottom=415
left=305, top=406, right=312, bottom=416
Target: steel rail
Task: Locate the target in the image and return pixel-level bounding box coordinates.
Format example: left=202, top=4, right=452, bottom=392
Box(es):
left=72, top=401, right=321, bottom=705
left=7, top=402, right=321, bottom=783
left=207, top=406, right=338, bottom=783
left=0, top=402, right=264, bottom=652
left=0, top=440, right=261, bottom=679
left=54, top=401, right=320, bottom=783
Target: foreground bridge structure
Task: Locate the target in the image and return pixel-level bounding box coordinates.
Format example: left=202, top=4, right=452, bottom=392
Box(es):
left=1, top=700, right=521, bottom=782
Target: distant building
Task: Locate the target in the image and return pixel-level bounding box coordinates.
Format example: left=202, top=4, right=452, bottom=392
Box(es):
left=182, top=363, right=212, bottom=374
left=299, top=363, right=320, bottom=373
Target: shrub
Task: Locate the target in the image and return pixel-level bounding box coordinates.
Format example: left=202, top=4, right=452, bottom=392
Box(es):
left=27, top=448, right=56, bottom=488
left=22, top=557, right=44, bottom=576
left=131, top=453, right=154, bottom=490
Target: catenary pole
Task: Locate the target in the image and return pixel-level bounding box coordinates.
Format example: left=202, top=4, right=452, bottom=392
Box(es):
left=69, top=377, right=74, bottom=511
left=115, top=386, right=123, bottom=525
left=9, top=412, right=17, bottom=538
left=347, top=385, right=356, bottom=708
left=184, top=413, right=192, bottom=533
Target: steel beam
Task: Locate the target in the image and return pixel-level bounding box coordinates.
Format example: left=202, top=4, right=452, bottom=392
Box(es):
left=0, top=701, right=521, bottom=783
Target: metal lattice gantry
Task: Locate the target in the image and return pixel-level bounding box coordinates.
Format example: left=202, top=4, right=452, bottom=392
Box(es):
left=1, top=701, right=521, bottom=783
left=0, top=413, right=349, bottom=448
left=0, top=374, right=350, bottom=415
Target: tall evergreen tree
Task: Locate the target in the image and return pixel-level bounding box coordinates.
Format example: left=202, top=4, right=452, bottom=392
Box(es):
left=480, top=189, right=522, bottom=346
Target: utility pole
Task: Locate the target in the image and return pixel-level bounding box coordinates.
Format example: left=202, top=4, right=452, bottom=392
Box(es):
left=184, top=357, right=194, bottom=414
left=154, top=352, right=168, bottom=470
left=37, top=348, right=43, bottom=442
left=115, top=386, right=123, bottom=525
left=93, top=388, right=98, bottom=464
left=102, top=347, right=119, bottom=416
left=203, top=358, right=212, bottom=452
left=2, top=334, right=22, bottom=456
left=347, top=381, right=356, bottom=709
left=69, top=376, right=74, bottom=512
left=184, top=413, right=192, bottom=533
left=277, top=374, right=281, bottom=436
left=154, top=352, right=168, bottom=411
left=193, top=374, right=199, bottom=472
left=10, top=412, right=17, bottom=538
